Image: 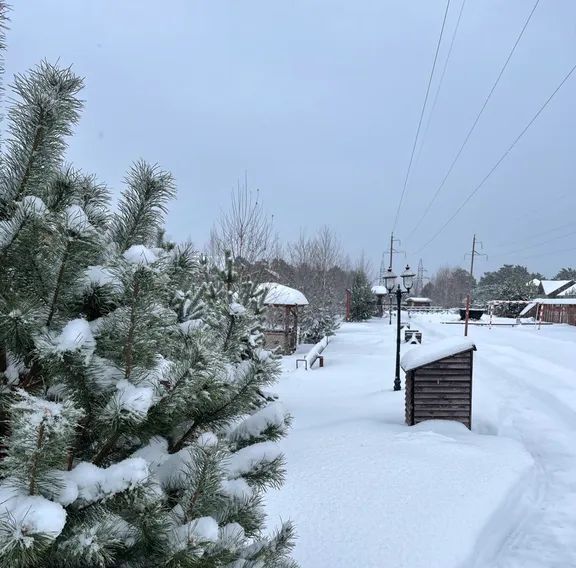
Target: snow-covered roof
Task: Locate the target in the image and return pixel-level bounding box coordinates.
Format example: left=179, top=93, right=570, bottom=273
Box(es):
left=401, top=338, right=476, bottom=371
left=519, top=302, right=537, bottom=317
left=539, top=280, right=575, bottom=297
left=531, top=298, right=576, bottom=306
left=258, top=283, right=308, bottom=306
left=560, top=284, right=576, bottom=297
left=372, top=285, right=388, bottom=295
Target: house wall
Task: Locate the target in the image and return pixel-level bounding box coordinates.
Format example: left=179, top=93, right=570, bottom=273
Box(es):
left=541, top=304, right=576, bottom=326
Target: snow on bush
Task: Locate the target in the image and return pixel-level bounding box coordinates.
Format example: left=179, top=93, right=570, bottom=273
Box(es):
left=81, top=265, right=123, bottom=292
left=170, top=516, right=219, bottom=552
left=226, top=442, right=282, bottom=478
left=230, top=403, right=289, bottom=442
left=65, top=204, right=92, bottom=234
left=0, top=485, right=67, bottom=541
left=123, top=244, right=159, bottom=265
left=229, top=302, right=247, bottom=316
left=54, top=319, right=96, bottom=354
left=114, top=380, right=155, bottom=418
left=20, top=195, right=47, bottom=216
left=67, top=458, right=149, bottom=506
left=220, top=478, right=253, bottom=500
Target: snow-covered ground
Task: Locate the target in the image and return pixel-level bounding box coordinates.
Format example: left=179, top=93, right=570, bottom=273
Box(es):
left=266, top=315, right=576, bottom=567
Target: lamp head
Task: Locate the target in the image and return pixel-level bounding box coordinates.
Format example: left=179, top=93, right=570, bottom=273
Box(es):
left=401, top=265, right=415, bottom=292
left=384, top=267, right=397, bottom=293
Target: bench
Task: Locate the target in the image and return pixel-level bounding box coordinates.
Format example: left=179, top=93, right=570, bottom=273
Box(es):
left=404, top=329, right=422, bottom=344
left=296, top=336, right=329, bottom=370
left=400, top=322, right=411, bottom=330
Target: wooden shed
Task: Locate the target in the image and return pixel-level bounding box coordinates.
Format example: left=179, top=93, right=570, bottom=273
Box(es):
left=401, top=338, right=476, bottom=429
left=258, top=283, right=309, bottom=355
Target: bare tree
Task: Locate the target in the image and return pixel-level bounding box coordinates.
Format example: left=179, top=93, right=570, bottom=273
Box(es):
left=425, top=266, right=475, bottom=307
left=283, top=226, right=347, bottom=341
left=210, top=175, right=278, bottom=280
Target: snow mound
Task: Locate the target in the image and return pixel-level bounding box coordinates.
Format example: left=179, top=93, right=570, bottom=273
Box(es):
left=258, top=283, right=308, bottom=306
left=401, top=337, right=476, bottom=371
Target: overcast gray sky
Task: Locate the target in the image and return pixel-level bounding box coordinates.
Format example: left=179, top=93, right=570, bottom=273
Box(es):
left=5, top=1, right=576, bottom=279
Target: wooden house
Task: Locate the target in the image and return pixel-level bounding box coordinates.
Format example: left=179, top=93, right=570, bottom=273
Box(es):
left=537, top=280, right=576, bottom=298
left=401, top=338, right=476, bottom=429
left=521, top=298, right=576, bottom=326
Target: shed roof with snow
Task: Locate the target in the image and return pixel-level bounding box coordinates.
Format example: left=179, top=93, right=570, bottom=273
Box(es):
left=401, top=338, right=476, bottom=371
left=372, top=285, right=388, bottom=296
left=258, top=283, right=309, bottom=306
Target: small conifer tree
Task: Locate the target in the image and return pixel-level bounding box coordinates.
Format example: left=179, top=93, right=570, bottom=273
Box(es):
left=0, top=14, right=296, bottom=567
left=349, top=270, right=374, bottom=322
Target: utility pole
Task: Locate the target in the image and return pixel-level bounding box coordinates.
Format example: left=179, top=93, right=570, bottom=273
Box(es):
left=463, top=234, right=487, bottom=337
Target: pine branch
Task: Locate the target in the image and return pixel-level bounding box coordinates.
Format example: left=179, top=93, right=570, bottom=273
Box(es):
left=169, top=421, right=195, bottom=454
left=123, top=278, right=140, bottom=380
left=91, top=430, right=120, bottom=467
left=111, top=161, right=175, bottom=252
left=28, top=418, right=45, bottom=495
left=46, top=239, right=70, bottom=327
left=15, top=117, right=44, bottom=200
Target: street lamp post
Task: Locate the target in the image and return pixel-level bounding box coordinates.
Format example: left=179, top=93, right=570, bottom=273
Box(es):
left=384, top=265, right=415, bottom=391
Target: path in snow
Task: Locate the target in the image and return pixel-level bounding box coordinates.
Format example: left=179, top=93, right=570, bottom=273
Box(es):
left=265, top=318, right=535, bottom=568
left=416, top=316, right=576, bottom=567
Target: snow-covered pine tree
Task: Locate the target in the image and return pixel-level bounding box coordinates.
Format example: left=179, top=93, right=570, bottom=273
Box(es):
left=0, top=41, right=296, bottom=568
left=349, top=270, right=374, bottom=322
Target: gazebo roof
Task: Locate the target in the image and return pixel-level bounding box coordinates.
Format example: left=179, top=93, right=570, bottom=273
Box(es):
left=372, top=285, right=388, bottom=296
left=259, top=283, right=309, bottom=306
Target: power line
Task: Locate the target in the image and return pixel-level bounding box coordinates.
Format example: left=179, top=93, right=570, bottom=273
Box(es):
left=414, top=60, right=576, bottom=254
left=406, top=0, right=541, bottom=240
left=415, top=0, right=467, bottom=167
left=519, top=244, right=576, bottom=262
left=392, top=0, right=451, bottom=232
left=491, top=228, right=576, bottom=258
left=492, top=220, right=574, bottom=250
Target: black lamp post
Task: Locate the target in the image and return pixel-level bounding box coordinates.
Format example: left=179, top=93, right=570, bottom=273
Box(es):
left=384, top=265, right=415, bottom=391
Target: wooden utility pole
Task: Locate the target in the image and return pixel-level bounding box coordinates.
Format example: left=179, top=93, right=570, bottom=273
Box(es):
left=463, top=234, right=486, bottom=336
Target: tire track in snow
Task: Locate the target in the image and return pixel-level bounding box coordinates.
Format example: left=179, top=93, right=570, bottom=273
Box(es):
left=415, top=318, right=576, bottom=567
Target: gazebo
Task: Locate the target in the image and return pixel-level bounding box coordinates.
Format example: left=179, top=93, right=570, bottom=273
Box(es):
left=258, top=283, right=309, bottom=354
left=372, top=285, right=388, bottom=317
